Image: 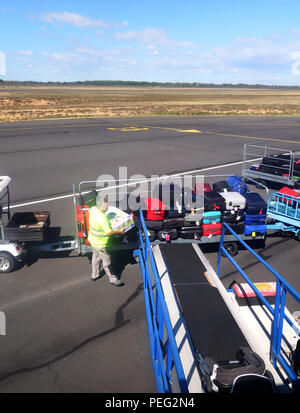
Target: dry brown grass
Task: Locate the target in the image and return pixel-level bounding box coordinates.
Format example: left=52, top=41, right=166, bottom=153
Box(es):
left=1, top=86, right=300, bottom=122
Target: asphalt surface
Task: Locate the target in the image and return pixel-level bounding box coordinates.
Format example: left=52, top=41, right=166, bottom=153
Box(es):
left=0, top=115, right=300, bottom=393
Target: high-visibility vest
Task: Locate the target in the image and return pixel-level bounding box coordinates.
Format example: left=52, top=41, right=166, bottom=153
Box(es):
left=88, top=206, right=111, bottom=248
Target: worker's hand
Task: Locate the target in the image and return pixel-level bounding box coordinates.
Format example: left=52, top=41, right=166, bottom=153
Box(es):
left=118, top=228, right=125, bottom=235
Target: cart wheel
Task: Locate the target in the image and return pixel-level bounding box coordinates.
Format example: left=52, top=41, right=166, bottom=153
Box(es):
left=222, top=242, right=238, bottom=257
left=256, top=179, right=267, bottom=188
left=0, top=252, right=15, bottom=273
left=295, top=231, right=300, bottom=242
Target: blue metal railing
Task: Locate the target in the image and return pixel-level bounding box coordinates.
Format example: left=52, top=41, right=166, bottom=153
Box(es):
left=133, top=209, right=189, bottom=393
left=217, top=222, right=300, bottom=385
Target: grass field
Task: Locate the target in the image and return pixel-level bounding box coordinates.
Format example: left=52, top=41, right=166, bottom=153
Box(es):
left=1, top=86, right=300, bottom=122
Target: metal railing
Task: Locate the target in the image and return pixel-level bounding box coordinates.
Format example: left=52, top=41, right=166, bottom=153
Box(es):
left=217, top=222, right=300, bottom=385
left=134, top=209, right=189, bottom=393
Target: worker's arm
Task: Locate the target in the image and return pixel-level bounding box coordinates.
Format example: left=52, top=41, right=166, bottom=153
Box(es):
left=106, top=229, right=125, bottom=236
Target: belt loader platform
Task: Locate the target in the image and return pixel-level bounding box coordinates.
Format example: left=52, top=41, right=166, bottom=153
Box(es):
left=134, top=211, right=300, bottom=393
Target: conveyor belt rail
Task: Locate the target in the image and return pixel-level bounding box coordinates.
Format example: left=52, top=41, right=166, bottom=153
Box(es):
left=134, top=209, right=189, bottom=393
left=217, top=222, right=300, bottom=385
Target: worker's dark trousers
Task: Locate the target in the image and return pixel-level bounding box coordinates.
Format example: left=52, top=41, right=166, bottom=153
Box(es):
left=91, top=246, right=117, bottom=281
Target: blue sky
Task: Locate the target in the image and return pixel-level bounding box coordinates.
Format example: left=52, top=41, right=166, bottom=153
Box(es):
left=1, top=0, right=300, bottom=84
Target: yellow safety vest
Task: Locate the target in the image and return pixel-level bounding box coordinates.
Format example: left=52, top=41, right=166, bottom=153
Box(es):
left=88, top=206, right=111, bottom=248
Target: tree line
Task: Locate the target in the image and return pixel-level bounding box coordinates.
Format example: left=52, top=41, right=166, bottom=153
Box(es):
left=0, top=79, right=299, bottom=89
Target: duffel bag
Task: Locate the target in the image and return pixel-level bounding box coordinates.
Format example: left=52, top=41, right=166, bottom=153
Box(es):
left=226, top=176, right=249, bottom=195
left=157, top=229, right=178, bottom=242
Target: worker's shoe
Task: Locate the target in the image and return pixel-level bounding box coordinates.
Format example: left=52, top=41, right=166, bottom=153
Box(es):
left=91, top=274, right=100, bottom=281
left=109, top=277, right=124, bottom=286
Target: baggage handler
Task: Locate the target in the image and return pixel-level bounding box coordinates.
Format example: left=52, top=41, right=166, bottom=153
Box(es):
left=88, top=193, right=125, bottom=285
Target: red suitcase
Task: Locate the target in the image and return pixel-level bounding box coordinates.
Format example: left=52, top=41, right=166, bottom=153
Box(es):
left=278, top=187, right=299, bottom=205
left=145, top=197, right=166, bottom=220
left=202, top=222, right=222, bottom=236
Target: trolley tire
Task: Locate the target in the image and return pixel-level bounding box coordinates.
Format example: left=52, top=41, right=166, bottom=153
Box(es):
left=295, top=231, right=300, bottom=242
left=0, top=252, right=15, bottom=273
left=222, top=242, right=238, bottom=257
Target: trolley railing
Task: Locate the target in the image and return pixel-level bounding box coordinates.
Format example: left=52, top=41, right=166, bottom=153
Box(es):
left=133, top=209, right=189, bottom=393
left=217, top=222, right=300, bottom=386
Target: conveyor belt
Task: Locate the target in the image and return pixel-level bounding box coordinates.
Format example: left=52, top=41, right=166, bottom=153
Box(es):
left=159, top=243, right=249, bottom=362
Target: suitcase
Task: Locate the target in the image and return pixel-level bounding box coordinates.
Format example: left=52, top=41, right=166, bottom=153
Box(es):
left=202, top=222, right=222, bottom=236
left=80, top=189, right=98, bottom=208
left=202, top=211, right=221, bottom=224
left=262, top=155, right=287, bottom=167
left=226, top=176, right=249, bottom=195
left=213, top=180, right=232, bottom=193
left=142, top=229, right=156, bottom=242
left=152, top=183, right=183, bottom=208
left=244, top=213, right=266, bottom=225
left=244, top=193, right=267, bottom=215
left=157, top=228, right=178, bottom=242
left=277, top=187, right=299, bottom=206
left=244, top=224, right=266, bottom=236
left=258, top=164, right=283, bottom=176
left=220, top=191, right=246, bottom=211
left=162, top=217, right=184, bottom=229
left=165, top=208, right=185, bottom=219
left=203, top=191, right=226, bottom=211
left=193, top=183, right=212, bottom=194
left=144, top=219, right=163, bottom=231
left=222, top=209, right=244, bottom=223
left=178, top=226, right=202, bottom=239
left=145, top=197, right=166, bottom=220
left=224, top=222, right=244, bottom=235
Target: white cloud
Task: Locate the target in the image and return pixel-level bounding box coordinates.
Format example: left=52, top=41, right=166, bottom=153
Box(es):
left=18, top=50, right=33, bottom=55
left=41, top=11, right=108, bottom=28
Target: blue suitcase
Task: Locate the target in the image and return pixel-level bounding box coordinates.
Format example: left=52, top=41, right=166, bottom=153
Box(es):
left=244, top=213, right=266, bottom=225
left=202, top=211, right=221, bottom=224
left=244, top=193, right=267, bottom=215
left=244, top=224, right=266, bottom=236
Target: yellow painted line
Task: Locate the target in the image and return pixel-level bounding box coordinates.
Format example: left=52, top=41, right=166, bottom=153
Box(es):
left=124, top=124, right=202, bottom=133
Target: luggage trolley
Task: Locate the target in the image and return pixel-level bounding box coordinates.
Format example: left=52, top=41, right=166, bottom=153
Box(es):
left=267, top=191, right=300, bottom=241
left=242, top=142, right=300, bottom=188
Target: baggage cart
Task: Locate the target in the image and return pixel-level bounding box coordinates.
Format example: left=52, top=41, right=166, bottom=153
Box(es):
left=242, top=142, right=300, bottom=188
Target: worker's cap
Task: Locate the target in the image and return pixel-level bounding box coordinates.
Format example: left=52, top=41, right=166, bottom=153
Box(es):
left=96, top=193, right=109, bottom=208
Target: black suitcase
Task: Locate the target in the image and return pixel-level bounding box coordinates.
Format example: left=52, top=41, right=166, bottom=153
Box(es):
left=258, top=164, right=282, bottom=175
left=203, top=191, right=226, bottom=211
left=222, top=210, right=244, bottom=223
left=162, top=217, right=184, bottom=229
left=165, top=208, right=185, bottom=219
left=244, top=193, right=267, bottom=214
left=153, top=183, right=183, bottom=208
left=224, top=222, right=244, bottom=235
left=80, top=189, right=98, bottom=208
left=142, top=229, right=156, bottom=242
left=157, top=228, right=178, bottom=242
left=144, top=219, right=163, bottom=231
left=262, top=156, right=286, bottom=167
left=213, top=180, right=232, bottom=193
left=178, top=226, right=202, bottom=239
